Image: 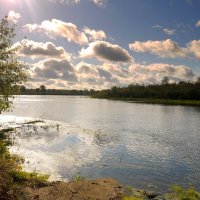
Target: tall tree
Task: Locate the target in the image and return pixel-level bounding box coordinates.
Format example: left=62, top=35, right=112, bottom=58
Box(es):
left=0, top=16, right=28, bottom=113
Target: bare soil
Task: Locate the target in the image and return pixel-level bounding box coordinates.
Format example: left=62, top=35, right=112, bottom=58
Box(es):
left=19, top=178, right=124, bottom=200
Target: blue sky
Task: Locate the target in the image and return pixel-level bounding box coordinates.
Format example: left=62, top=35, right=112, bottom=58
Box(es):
left=1, top=0, right=200, bottom=89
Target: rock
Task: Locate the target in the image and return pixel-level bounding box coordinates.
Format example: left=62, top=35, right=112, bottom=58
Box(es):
left=143, top=190, right=158, bottom=198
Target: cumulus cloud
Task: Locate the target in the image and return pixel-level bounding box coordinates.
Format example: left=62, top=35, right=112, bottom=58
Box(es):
left=24, top=19, right=88, bottom=45
left=102, top=63, right=129, bottom=78
left=129, top=39, right=200, bottom=60
left=80, top=41, right=133, bottom=63
left=163, top=28, right=176, bottom=35
left=128, top=63, right=195, bottom=84
left=195, top=20, right=200, bottom=27
left=7, top=10, right=21, bottom=23
left=187, top=40, right=200, bottom=59
left=77, top=62, right=99, bottom=77
left=15, top=40, right=70, bottom=60
left=28, top=57, right=197, bottom=90
left=83, top=27, right=106, bottom=41
left=129, top=39, right=187, bottom=58
left=33, top=58, right=77, bottom=82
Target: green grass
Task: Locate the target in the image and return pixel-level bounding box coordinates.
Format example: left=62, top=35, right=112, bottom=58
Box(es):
left=166, top=185, right=200, bottom=200
left=10, top=170, right=49, bottom=183
left=73, top=174, right=85, bottom=182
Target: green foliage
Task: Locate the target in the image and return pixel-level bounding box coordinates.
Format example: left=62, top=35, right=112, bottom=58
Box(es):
left=0, top=16, right=28, bottom=113
left=10, top=170, right=49, bottom=183
left=93, top=78, right=200, bottom=102
left=73, top=174, right=85, bottom=182
left=166, top=185, right=200, bottom=200
left=162, top=76, right=169, bottom=85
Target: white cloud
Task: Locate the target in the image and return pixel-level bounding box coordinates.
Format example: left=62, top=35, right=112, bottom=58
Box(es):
left=24, top=19, right=88, bottom=45
left=152, top=25, right=163, bottom=29
left=163, top=28, right=176, bottom=36
left=33, top=58, right=77, bottom=82
left=91, top=0, right=107, bottom=7
left=195, top=20, right=200, bottom=27
left=152, top=25, right=176, bottom=36
left=28, top=57, right=197, bottom=90
left=128, top=63, right=195, bottom=84
left=187, top=40, right=200, bottom=59
left=129, top=39, right=187, bottom=58
left=15, top=40, right=70, bottom=60
left=129, top=39, right=200, bottom=60
left=83, top=27, right=106, bottom=41
left=80, top=41, right=133, bottom=63
left=7, top=10, right=21, bottom=23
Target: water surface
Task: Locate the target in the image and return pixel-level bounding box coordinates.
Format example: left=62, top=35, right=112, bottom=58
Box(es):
left=1, top=95, right=200, bottom=192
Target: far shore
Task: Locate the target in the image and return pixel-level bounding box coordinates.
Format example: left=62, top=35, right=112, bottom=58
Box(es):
left=15, top=94, right=200, bottom=107
left=92, top=97, right=200, bottom=106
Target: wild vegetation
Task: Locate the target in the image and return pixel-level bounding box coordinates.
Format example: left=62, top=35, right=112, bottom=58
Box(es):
left=93, top=77, right=200, bottom=105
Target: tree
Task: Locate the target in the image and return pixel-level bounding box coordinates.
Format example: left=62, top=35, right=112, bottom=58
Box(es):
left=196, top=77, right=200, bottom=85
left=40, top=85, right=46, bottom=94
left=0, top=16, right=28, bottom=113
left=162, top=76, right=169, bottom=85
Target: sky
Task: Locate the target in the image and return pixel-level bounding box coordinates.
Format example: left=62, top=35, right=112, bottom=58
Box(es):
left=0, top=0, right=200, bottom=89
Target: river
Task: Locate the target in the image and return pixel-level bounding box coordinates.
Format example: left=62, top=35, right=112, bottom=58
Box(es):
left=1, top=95, right=200, bottom=192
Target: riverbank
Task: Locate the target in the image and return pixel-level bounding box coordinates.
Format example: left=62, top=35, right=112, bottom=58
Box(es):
left=1, top=126, right=200, bottom=200
left=93, top=97, right=200, bottom=106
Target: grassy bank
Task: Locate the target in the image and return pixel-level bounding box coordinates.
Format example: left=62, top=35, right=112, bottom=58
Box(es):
left=93, top=97, right=200, bottom=106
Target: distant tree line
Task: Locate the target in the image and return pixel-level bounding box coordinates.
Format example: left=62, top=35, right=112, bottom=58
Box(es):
left=19, top=77, right=200, bottom=100
left=20, top=85, right=96, bottom=96
left=93, top=77, right=200, bottom=100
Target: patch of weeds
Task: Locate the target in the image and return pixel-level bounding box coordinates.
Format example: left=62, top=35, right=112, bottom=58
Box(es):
left=166, top=185, right=200, bottom=200
left=10, top=170, right=49, bottom=183
left=73, top=174, right=85, bottom=182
